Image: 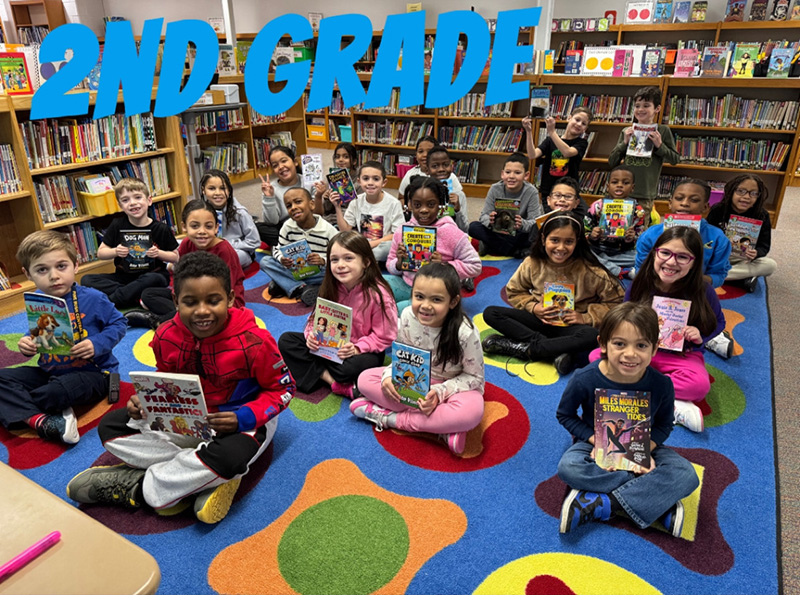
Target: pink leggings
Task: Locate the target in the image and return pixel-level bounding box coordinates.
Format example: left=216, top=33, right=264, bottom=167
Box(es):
left=356, top=367, right=484, bottom=434
left=589, top=348, right=710, bottom=403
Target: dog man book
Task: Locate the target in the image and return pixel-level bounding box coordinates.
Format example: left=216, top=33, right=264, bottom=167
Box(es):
left=593, top=388, right=652, bottom=473
left=121, top=229, right=152, bottom=273
left=24, top=293, right=73, bottom=355
left=391, top=341, right=431, bottom=409
left=129, top=372, right=213, bottom=441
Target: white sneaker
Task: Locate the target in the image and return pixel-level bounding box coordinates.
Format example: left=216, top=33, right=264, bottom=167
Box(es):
left=705, top=331, right=733, bottom=359
left=674, top=400, right=704, bottom=433
left=61, top=407, right=80, bottom=444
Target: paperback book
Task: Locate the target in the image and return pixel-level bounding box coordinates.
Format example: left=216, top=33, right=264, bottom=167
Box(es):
left=771, top=0, right=790, bottom=19
left=326, top=168, right=358, bottom=206
left=543, top=282, right=574, bottom=327
left=391, top=341, right=431, bottom=409
left=217, top=44, right=237, bottom=77
left=24, top=292, right=73, bottom=355
left=701, top=46, right=730, bottom=77
left=582, top=47, right=616, bottom=75
left=730, top=43, right=759, bottom=77
left=613, top=49, right=634, bottom=77
left=279, top=239, right=321, bottom=281
left=768, top=48, right=793, bottom=77
left=673, top=0, right=692, bottom=21
left=529, top=86, right=551, bottom=118
left=543, top=50, right=555, bottom=74
left=564, top=50, right=583, bottom=74
left=726, top=214, right=763, bottom=255
left=120, top=229, right=152, bottom=272
left=691, top=0, right=708, bottom=21
left=0, top=52, right=33, bottom=95
left=750, top=0, right=769, bottom=19
left=663, top=213, right=702, bottom=230
left=627, top=123, right=657, bottom=158
left=301, top=153, right=324, bottom=188
left=641, top=48, right=664, bottom=76
left=129, top=372, right=213, bottom=440
left=235, top=40, right=252, bottom=74
left=625, top=1, right=655, bottom=23
left=593, top=388, right=652, bottom=473
left=400, top=225, right=437, bottom=271
left=724, top=0, right=747, bottom=21
left=652, top=296, right=691, bottom=351
left=312, top=298, right=352, bottom=364
left=654, top=1, right=673, bottom=23
left=492, top=199, right=520, bottom=236
left=673, top=48, right=699, bottom=76
left=600, top=199, right=636, bottom=237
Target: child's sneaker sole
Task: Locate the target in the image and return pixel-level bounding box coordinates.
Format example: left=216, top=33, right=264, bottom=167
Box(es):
left=61, top=407, right=79, bottom=444
left=155, top=499, right=193, bottom=516
left=194, top=478, right=241, bottom=524
left=559, top=488, right=580, bottom=534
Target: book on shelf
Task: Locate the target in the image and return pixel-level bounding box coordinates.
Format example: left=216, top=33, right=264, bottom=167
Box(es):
left=270, top=47, right=294, bottom=73
left=700, top=46, right=729, bottom=77
left=593, top=388, right=652, bottom=473
left=664, top=94, right=800, bottom=130
left=616, top=45, right=647, bottom=76
left=529, top=86, right=550, bottom=118
left=768, top=48, right=793, bottom=77
left=279, top=239, right=321, bottom=281
left=675, top=134, right=790, bottom=170
left=582, top=47, right=616, bottom=76
left=792, top=0, right=800, bottom=19
left=724, top=0, right=747, bottom=21
left=673, top=48, right=699, bottom=77
left=673, top=0, right=691, bottom=21
left=691, top=0, right=708, bottom=20
left=613, top=49, right=634, bottom=77
left=600, top=199, right=636, bottom=238
left=24, top=293, right=73, bottom=355
left=235, top=40, right=252, bottom=74
left=663, top=213, right=702, bottom=230
left=120, top=229, right=152, bottom=272
left=208, top=17, right=224, bottom=33
left=0, top=262, right=10, bottom=291
left=312, top=298, right=352, bottom=364
left=654, top=0, right=673, bottom=23
left=627, top=123, right=657, bottom=158
left=543, top=282, right=574, bottom=327
left=326, top=168, right=357, bottom=206
left=543, top=50, right=555, bottom=74
left=750, top=0, right=769, bottom=19
left=201, top=142, right=249, bottom=174
left=217, top=44, right=237, bottom=77
left=129, top=372, right=213, bottom=440
left=726, top=215, right=763, bottom=256
left=641, top=48, right=664, bottom=76
left=391, top=342, right=431, bottom=409
left=492, top=199, right=520, bottom=236
left=730, top=43, right=759, bottom=77
left=652, top=296, right=691, bottom=351
left=564, top=50, right=583, bottom=74
left=0, top=52, right=33, bottom=95
left=625, top=1, right=655, bottom=23
left=400, top=225, right=437, bottom=272
left=771, top=0, right=790, bottom=19
left=0, top=144, right=22, bottom=195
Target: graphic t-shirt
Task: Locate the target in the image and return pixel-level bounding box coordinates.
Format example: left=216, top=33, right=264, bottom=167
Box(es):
left=537, top=135, right=588, bottom=200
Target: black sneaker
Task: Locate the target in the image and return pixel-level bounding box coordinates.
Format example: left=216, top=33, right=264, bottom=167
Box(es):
left=461, top=277, right=475, bottom=292
left=477, top=241, right=488, bottom=256
left=481, top=335, right=530, bottom=360
left=66, top=464, right=145, bottom=509
left=554, top=353, right=575, bottom=376
left=36, top=414, right=66, bottom=441
left=268, top=280, right=287, bottom=298
left=742, top=276, right=758, bottom=293
left=124, top=309, right=161, bottom=331
left=658, top=501, right=685, bottom=538
left=559, top=489, right=612, bottom=534
left=301, top=285, right=320, bottom=307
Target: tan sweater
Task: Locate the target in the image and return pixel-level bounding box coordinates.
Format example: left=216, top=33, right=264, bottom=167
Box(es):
left=506, top=257, right=624, bottom=328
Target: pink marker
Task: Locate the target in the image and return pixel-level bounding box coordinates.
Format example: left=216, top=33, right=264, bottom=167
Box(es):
left=0, top=531, right=61, bottom=582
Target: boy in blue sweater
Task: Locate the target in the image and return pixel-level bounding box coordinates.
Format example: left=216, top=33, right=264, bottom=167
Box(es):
left=0, top=231, right=126, bottom=443
left=556, top=302, right=698, bottom=536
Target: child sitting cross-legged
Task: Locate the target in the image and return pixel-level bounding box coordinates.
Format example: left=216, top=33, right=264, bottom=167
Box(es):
left=556, top=301, right=699, bottom=537
left=67, top=251, right=295, bottom=523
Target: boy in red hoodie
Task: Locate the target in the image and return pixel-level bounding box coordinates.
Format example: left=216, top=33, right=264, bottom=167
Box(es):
left=67, top=251, right=294, bottom=523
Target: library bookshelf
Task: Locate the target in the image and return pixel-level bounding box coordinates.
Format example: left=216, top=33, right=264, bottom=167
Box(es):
left=9, top=0, right=66, bottom=44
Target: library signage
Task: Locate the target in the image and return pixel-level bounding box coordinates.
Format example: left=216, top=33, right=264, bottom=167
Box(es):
left=30, top=8, right=540, bottom=121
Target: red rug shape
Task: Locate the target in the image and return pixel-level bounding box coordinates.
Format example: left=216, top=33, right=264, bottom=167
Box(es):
left=526, top=575, right=576, bottom=595
left=462, top=266, right=500, bottom=298
left=716, top=284, right=745, bottom=301
left=0, top=339, right=31, bottom=369
left=243, top=260, right=260, bottom=279
left=293, top=385, right=333, bottom=405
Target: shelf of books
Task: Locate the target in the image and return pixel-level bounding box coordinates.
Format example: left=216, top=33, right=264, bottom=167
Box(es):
left=0, top=90, right=191, bottom=316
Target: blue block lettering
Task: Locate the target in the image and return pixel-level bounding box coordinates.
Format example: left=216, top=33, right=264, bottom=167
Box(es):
left=366, top=12, right=425, bottom=110
left=485, top=8, right=540, bottom=106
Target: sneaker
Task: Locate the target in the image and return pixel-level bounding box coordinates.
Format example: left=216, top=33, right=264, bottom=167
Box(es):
left=658, top=501, right=685, bottom=538
left=36, top=414, right=67, bottom=442
left=674, top=399, right=704, bottom=432
left=330, top=381, right=354, bottom=399
left=61, top=407, right=79, bottom=445
left=124, top=309, right=161, bottom=330
left=559, top=489, right=612, bottom=534
left=478, top=241, right=488, bottom=256
left=461, top=277, right=475, bottom=292
left=705, top=331, right=733, bottom=359
left=66, top=464, right=145, bottom=509
left=155, top=499, right=192, bottom=517
left=440, top=431, right=466, bottom=455
left=268, top=280, right=287, bottom=298
left=194, top=477, right=242, bottom=524
left=618, top=267, right=632, bottom=280
left=742, top=276, right=758, bottom=293
left=481, top=335, right=530, bottom=360
left=349, top=397, right=392, bottom=431
left=300, top=285, right=320, bottom=307
left=553, top=353, right=575, bottom=376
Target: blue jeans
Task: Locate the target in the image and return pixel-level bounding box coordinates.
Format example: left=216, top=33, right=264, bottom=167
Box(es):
left=383, top=273, right=412, bottom=313
left=557, top=441, right=699, bottom=528
left=260, top=256, right=325, bottom=295
left=591, top=249, right=635, bottom=276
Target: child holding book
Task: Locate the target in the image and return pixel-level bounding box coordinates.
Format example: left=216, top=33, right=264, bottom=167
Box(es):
left=556, top=302, right=699, bottom=536
left=468, top=152, right=543, bottom=258
left=584, top=165, right=647, bottom=278
left=331, top=160, right=404, bottom=262
left=706, top=174, right=777, bottom=293
left=257, top=145, right=304, bottom=247
left=67, top=251, right=294, bottom=523
left=426, top=146, right=469, bottom=232
left=482, top=212, right=624, bottom=376
left=201, top=169, right=260, bottom=269
left=278, top=231, right=397, bottom=398
left=0, top=231, right=126, bottom=443
left=81, top=177, right=179, bottom=310
left=608, top=86, right=679, bottom=220
left=398, top=135, right=438, bottom=203
left=386, top=176, right=481, bottom=312
left=314, top=142, right=361, bottom=226
left=352, top=263, right=484, bottom=455
left=260, top=187, right=337, bottom=306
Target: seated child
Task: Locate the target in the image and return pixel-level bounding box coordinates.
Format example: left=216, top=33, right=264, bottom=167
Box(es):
left=0, top=231, right=126, bottom=443
left=67, top=251, right=295, bottom=523
left=257, top=145, right=303, bottom=247
left=545, top=177, right=582, bottom=214
left=332, top=161, right=404, bottom=262
left=398, top=135, right=438, bottom=205
left=314, top=142, right=361, bottom=227
left=556, top=302, right=699, bottom=536
left=81, top=177, right=179, bottom=309
left=426, top=146, right=469, bottom=232
left=468, top=152, right=543, bottom=258
left=584, top=165, right=646, bottom=278
left=260, top=187, right=337, bottom=306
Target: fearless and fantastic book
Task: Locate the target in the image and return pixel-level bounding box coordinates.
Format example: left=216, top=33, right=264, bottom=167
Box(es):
left=129, top=371, right=213, bottom=441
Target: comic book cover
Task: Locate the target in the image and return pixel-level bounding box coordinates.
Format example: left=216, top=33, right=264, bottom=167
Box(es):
left=593, top=388, right=652, bottom=473
left=492, top=199, right=520, bottom=236
left=673, top=0, right=692, bottom=21
left=730, top=43, right=759, bottom=77
left=600, top=199, right=636, bottom=238
left=654, top=0, right=673, bottom=23
left=129, top=372, right=213, bottom=441
left=701, top=46, right=730, bottom=77
left=652, top=296, right=691, bottom=351
left=217, top=44, right=237, bottom=77
left=120, top=229, right=152, bottom=273
left=768, top=48, right=793, bottom=77
left=543, top=282, right=575, bottom=327
left=400, top=225, right=437, bottom=272
left=750, top=0, right=769, bottom=19
left=0, top=52, right=33, bottom=95
left=673, top=48, right=699, bottom=77
left=235, top=40, right=252, bottom=74
left=391, top=341, right=431, bottom=409
left=726, top=214, right=763, bottom=257
left=627, top=123, right=657, bottom=158
left=279, top=239, right=321, bottom=281
left=312, top=298, right=353, bottom=364
left=691, top=0, right=708, bottom=21
left=663, top=213, right=702, bottom=230
left=724, top=0, right=747, bottom=21
left=326, top=168, right=358, bottom=206
left=301, top=153, right=324, bottom=189
left=529, top=86, right=551, bottom=118
left=24, top=292, right=73, bottom=355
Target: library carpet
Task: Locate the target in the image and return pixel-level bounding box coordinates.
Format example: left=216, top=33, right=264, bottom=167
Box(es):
left=0, top=255, right=780, bottom=595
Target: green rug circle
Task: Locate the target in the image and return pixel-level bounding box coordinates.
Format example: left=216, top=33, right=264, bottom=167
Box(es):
left=288, top=392, right=343, bottom=422
left=277, top=495, right=409, bottom=595
left=704, top=363, right=746, bottom=427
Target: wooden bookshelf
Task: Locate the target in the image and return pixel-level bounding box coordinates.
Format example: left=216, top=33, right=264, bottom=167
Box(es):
left=9, top=0, right=66, bottom=43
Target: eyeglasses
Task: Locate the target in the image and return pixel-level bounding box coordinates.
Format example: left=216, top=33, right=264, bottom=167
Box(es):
left=551, top=193, right=577, bottom=200
left=654, top=248, right=695, bottom=265
left=734, top=188, right=760, bottom=199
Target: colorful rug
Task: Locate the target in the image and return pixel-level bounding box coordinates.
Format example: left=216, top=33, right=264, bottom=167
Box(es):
left=0, top=256, right=780, bottom=595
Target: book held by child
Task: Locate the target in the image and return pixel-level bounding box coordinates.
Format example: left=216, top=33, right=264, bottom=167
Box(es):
left=529, top=86, right=551, bottom=118
left=593, top=388, right=652, bottom=473
left=627, top=123, right=657, bottom=158
left=600, top=199, right=636, bottom=238
left=543, top=282, right=575, bottom=327
left=652, top=296, right=691, bottom=351
left=400, top=225, right=437, bottom=271
left=725, top=214, right=763, bottom=256
left=312, top=298, right=352, bottom=364
left=24, top=292, right=73, bottom=355
left=120, top=229, right=152, bottom=272
left=129, top=371, right=213, bottom=440
left=663, top=213, right=701, bottom=230
left=391, top=341, right=431, bottom=409
left=301, top=153, right=324, bottom=188
left=492, top=199, right=520, bottom=236
left=326, top=168, right=358, bottom=206
left=279, top=238, right=321, bottom=280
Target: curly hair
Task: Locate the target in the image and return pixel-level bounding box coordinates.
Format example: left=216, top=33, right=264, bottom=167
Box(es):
left=173, top=251, right=231, bottom=298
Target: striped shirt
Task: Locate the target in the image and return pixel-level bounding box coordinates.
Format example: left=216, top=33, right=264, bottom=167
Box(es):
left=272, top=214, right=337, bottom=260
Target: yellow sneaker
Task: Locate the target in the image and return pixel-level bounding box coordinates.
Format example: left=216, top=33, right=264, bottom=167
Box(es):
left=193, top=478, right=241, bottom=524
left=155, top=499, right=192, bottom=516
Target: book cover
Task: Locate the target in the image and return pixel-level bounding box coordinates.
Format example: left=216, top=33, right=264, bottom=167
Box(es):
left=792, top=0, right=800, bottom=19
left=217, top=44, right=237, bottom=77
left=768, top=48, right=793, bottom=77
left=235, top=40, right=252, bottom=74
left=673, top=48, right=699, bottom=76
left=208, top=17, right=224, bottom=33
left=129, top=371, right=213, bottom=440
left=400, top=225, right=437, bottom=271
left=691, top=0, right=708, bottom=20
left=301, top=153, right=324, bottom=188
left=326, top=168, right=358, bottom=206
left=654, top=1, right=674, bottom=23
left=279, top=238, right=321, bottom=281
left=564, top=50, right=583, bottom=74
left=600, top=199, right=636, bottom=237
left=582, top=47, right=616, bottom=76
left=731, top=43, right=759, bottom=77
left=541, top=50, right=554, bottom=74
left=641, top=48, right=663, bottom=76
left=543, top=282, right=575, bottom=327
left=750, top=0, right=769, bottom=19
left=593, top=388, right=652, bottom=473
left=663, top=213, right=702, bottom=230
left=701, top=46, right=729, bottom=77
left=391, top=341, right=431, bottom=409
left=771, top=0, right=790, bottom=19
left=120, top=229, right=152, bottom=272
left=270, top=47, right=294, bottom=74
left=613, top=49, right=632, bottom=77
left=627, top=123, right=657, bottom=158
left=24, top=292, right=73, bottom=355
left=492, top=198, right=520, bottom=236
left=726, top=214, right=763, bottom=255
left=0, top=52, right=33, bottom=95
left=673, top=0, right=692, bottom=21
left=312, top=298, right=353, bottom=364
left=652, top=296, right=691, bottom=351
left=308, top=12, right=323, bottom=32
left=625, top=1, right=655, bottom=23
left=724, top=0, right=747, bottom=21
left=529, top=86, right=551, bottom=118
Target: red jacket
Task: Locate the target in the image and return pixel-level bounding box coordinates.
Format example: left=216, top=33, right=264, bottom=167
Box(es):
left=151, top=307, right=294, bottom=431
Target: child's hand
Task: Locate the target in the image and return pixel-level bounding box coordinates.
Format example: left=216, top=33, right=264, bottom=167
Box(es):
left=744, top=247, right=757, bottom=261
left=561, top=310, right=586, bottom=325
left=308, top=254, right=325, bottom=266
left=306, top=334, right=320, bottom=351
left=381, top=377, right=402, bottom=403
left=534, top=303, right=562, bottom=325
left=488, top=211, right=497, bottom=225
left=430, top=251, right=443, bottom=263
left=337, top=342, right=360, bottom=359
left=521, top=116, right=533, bottom=132
left=313, top=180, right=327, bottom=198
left=623, top=227, right=636, bottom=242
left=514, top=214, right=523, bottom=230
left=545, top=116, right=556, bottom=135
left=623, top=127, right=633, bottom=144
left=369, top=239, right=382, bottom=248
left=684, top=325, right=702, bottom=345
left=207, top=412, right=238, bottom=434
left=259, top=173, right=274, bottom=197
left=418, top=389, right=440, bottom=416
left=329, top=190, right=342, bottom=208
left=449, top=193, right=460, bottom=212
left=648, top=128, right=663, bottom=149
left=18, top=335, right=37, bottom=357
left=279, top=257, right=294, bottom=268
left=396, top=243, right=408, bottom=260
left=115, top=245, right=130, bottom=258
left=127, top=394, right=144, bottom=420
left=69, top=339, right=94, bottom=360
left=145, top=245, right=160, bottom=258
left=590, top=227, right=603, bottom=241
